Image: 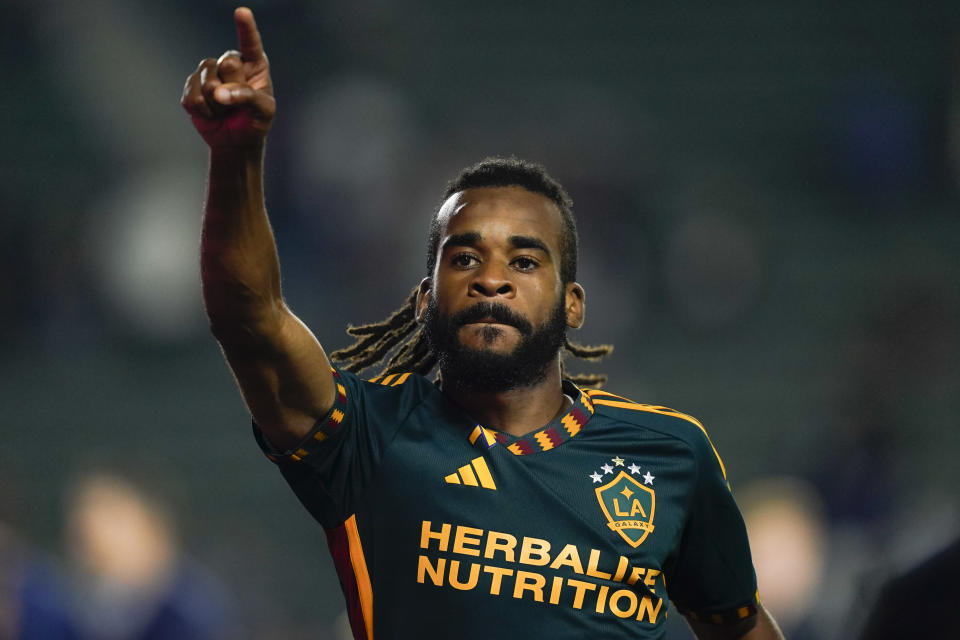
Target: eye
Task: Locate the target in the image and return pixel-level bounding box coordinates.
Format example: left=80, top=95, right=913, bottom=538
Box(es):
left=451, top=253, right=479, bottom=268
left=512, top=256, right=539, bottom=271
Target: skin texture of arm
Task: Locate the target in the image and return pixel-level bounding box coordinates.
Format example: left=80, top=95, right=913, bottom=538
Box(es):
left=688, top=604, right=786, bottom=640
left=181, top=8, right=334, bottom=450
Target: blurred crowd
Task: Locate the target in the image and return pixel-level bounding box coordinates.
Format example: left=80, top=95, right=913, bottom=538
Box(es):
left=3, top=1, right=960, bottom=637
left=1, top=472, right=235, bottom=640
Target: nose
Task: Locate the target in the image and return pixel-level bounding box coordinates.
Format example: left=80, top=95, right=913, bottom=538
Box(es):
left=469, top=262, right=515, bottom=299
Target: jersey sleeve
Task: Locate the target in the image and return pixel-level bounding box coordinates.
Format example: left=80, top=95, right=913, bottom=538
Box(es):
left=665, top=431, right=760, bottom=625
left=252, top=368, right=424, bottom=528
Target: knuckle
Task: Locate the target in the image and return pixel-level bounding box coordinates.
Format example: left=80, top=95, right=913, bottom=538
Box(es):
left=218, top=49, right=241, bottom=64
left=199, top=68, right=218, bottom=92
left=181, top=81, right=199, bottom=104
left=189, top=95, right=209, bottom=113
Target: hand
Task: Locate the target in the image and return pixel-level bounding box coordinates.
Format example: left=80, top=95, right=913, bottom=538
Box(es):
left=181, top=7, right=276, bottom=149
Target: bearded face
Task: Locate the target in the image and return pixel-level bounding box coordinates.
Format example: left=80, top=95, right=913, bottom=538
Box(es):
left=424, top=296, right=567, bottom=393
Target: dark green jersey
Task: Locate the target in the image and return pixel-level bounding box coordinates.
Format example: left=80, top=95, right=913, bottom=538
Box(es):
left=255, top=368, right=759, bottom=639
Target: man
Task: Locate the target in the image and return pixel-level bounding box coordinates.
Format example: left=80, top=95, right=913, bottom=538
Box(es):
left=181, top=8, right=785, bottom=639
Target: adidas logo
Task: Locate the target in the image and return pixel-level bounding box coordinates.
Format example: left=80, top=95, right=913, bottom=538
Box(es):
left=444, top=456, right=497, bottom=490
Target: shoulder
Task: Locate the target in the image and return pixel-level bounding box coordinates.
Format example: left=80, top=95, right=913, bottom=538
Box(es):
left=362, top=371, right=427, bottom=390
left=582, top=387, right=727, bottom=479
left=583, top=387, right=708, bottom=440
left=338, top=368, right=439, bottom=409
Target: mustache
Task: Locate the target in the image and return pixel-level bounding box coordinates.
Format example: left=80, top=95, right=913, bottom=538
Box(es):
left=449, top=302, right=532, bottom=334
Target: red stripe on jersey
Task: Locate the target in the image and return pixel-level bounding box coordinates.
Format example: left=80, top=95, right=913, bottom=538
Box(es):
left=543, top=426, right=563, bottom=449
left=325, top=522, right=369, bottom=640
left=515, top=439, right=536, bottom=455
left=570, top=407, right=589, bottom=426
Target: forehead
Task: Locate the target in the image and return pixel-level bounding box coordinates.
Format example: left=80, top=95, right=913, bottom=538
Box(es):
left=436, top=186, right=564, bottom=246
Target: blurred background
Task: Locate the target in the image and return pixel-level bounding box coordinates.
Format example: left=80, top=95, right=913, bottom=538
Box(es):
left=3, top=0, right=960, bottom=638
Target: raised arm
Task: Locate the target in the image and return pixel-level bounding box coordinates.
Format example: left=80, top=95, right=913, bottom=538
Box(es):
left=181, top=7, right=334, bottom=450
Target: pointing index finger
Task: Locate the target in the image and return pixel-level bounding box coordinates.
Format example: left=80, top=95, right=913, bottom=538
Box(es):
left=234, top=7, right=265, bottom=63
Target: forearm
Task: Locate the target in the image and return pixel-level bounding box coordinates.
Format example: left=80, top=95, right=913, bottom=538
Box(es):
left=185, top=9, right=335, bottom=443
left=201, top=144, right=284, bottom=339
left=689, top=605, right=785, bottom=640
left=741, top=607, right=785, bottom=640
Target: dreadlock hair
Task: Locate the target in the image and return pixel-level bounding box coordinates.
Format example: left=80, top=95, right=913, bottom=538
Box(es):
left=330, top=157, right=614, bottom=387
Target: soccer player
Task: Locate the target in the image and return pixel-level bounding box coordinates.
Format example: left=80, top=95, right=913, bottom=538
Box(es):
left=181, top=8, right=786, bottom=640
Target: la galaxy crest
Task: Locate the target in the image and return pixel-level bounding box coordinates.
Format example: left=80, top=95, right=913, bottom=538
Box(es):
left=589, top=457, right=655, bottom=547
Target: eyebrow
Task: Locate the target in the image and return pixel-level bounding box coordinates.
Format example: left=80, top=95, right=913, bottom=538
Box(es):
left=508, top=235, right=551, bottom=257
left=441, top=232, right=482, bottom=252
left=441, top=233, right=552, bottom=258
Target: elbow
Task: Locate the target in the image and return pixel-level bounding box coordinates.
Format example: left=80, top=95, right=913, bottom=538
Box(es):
left=207, top=315, right=255, bottom=345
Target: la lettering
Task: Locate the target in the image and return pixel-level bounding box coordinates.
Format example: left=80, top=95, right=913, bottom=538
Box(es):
left=613, top=499, right=647, bottom=518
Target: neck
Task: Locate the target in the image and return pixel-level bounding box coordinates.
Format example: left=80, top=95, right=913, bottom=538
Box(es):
left=441, top=359, right=570, bottom=437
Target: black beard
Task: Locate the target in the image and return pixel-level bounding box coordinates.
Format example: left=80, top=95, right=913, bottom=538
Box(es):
left=424, top=297, right=568, bottom=393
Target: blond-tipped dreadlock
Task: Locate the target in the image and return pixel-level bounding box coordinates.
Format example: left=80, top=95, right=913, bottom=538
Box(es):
left=329, top=287, right=613, bottom=388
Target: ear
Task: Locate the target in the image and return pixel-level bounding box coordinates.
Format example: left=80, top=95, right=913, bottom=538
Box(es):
left=414, top=277, right=432, bottom=324
left=564, top=282, right=585, bottom=329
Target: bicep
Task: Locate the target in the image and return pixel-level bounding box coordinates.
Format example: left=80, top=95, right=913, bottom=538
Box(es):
left=217, top=307, right=336, bottom=450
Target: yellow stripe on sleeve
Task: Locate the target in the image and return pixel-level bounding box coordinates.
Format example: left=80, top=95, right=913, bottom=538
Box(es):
left=391, top=372, right=412, bottom=386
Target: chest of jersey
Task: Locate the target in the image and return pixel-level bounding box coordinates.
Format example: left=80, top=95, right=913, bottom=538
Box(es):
left=352, top=405, right=698, bottom=637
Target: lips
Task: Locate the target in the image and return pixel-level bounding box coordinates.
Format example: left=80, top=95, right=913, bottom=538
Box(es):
left=462, top=319, right=513, bottom=330
left=450, top=302, right=533, bottom=335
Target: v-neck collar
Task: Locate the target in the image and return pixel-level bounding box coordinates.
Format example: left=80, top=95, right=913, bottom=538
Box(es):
left=462, top=380, right=596, bottom=455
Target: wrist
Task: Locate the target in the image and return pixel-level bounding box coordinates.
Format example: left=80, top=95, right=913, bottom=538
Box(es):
left=207, top=143, right=266, bottom=197
left=209, top=142, right=266, bottom=162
